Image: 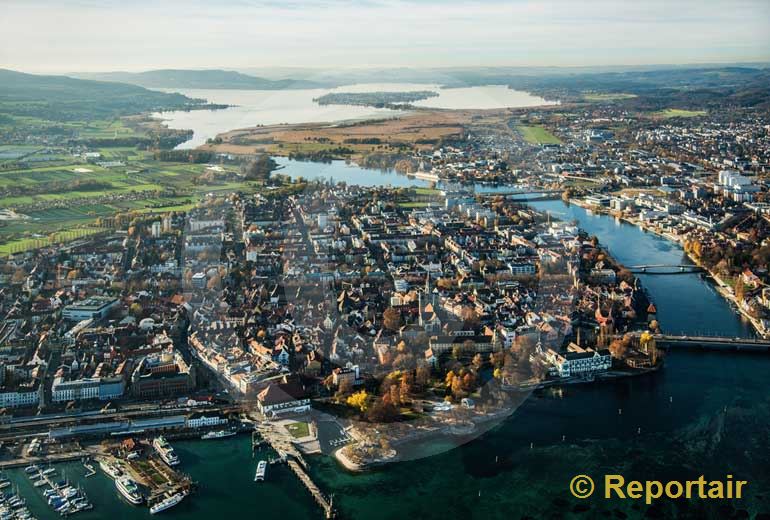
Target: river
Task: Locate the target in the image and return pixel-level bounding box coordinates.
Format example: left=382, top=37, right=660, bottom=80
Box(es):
left=7, top=163, right=769, bottom=519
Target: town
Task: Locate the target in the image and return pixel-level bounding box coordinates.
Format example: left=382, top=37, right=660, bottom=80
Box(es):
left=0, top=63, right=768, bottom=520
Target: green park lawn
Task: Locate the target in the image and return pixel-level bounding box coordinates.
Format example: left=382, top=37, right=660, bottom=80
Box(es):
left=652, top=108, right=707, bottom=119
left=516, top=124, right=562, bottom=145
left=285, top=422, right=311, bottom=439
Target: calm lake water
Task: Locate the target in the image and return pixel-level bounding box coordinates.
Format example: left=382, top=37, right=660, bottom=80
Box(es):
left=154, top=84, right=556, bottom=148
left=9, top=165, right=768, bottom=519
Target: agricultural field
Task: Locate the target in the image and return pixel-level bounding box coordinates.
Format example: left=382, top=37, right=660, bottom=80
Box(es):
left=582, top=92, right=638, bottom=102
left=0, top=227, right=109, bottom=256
left=515, top=124, right=562, bottom=145
left=651, top=108, right=707, bottom=119
left=0, top=145, right=256, bottom=255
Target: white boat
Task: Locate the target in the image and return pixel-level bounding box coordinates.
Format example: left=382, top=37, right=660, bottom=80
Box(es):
left=254, top=461, right=267, bottom=482
left=152, top=436, right=180, bottom=466
left=149, top=492, right=186, bottom=514
left=98, top=459, right=122, bottom=479
left=115, top=477, right=143, bottom=505
left=200, top=430, right=236, bottom=440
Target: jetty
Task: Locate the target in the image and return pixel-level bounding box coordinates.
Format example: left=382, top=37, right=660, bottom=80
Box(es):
left=287, top=460, right=335, bottom=519
left=252, top=420, right=336, bottom=518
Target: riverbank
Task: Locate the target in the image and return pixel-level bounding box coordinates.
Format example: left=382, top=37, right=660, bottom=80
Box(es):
left=570, top=197, right=768, bottom=338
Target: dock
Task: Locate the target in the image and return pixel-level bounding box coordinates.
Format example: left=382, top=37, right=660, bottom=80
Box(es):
left=252, top=420, right=337, bottom=518
left=287, top=460, right=335, bottom=519
left=82, top=459, right=96, bottom=477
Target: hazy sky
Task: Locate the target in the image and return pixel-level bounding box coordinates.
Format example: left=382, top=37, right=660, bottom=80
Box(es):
left=1, top=0, right=769, bottom=73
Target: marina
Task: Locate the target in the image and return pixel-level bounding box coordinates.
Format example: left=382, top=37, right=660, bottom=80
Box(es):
left=26, top=464, right=92, bottom=516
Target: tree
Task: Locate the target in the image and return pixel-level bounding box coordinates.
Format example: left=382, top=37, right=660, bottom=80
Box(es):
left=461, top=307, right=480, bottom=327
left=207, top=274, right=221, bottom=291
left=389, top=384, right=401, bottom=406
left=445, top=371, right=456, bottom=388
left=11, top=268, right=26, bottom=284
left=346, top=390, right=369, bottom=412
left=399, top=373, right=413, bottom=403
left=415, top=365, right=430, bottom=386
left=608, top=338, right=628, bottom=359
left=734, top=276, right=746, bottom=301
left=451, top=375, right=466, bottom=399
left=242, top=155, right=277, bottom=181
left=383, top=307, right=402, bottom=332
left=129, top=303, right=143, bottom=317
left=336, top=377, right=354, bottom=397
left=367, top=397, right=399, bottom=423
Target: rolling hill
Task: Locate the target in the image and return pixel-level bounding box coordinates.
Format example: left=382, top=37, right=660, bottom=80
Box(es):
left=74, top=69, right=323, bottom=90
left=0, top=69, right=204, bottom=121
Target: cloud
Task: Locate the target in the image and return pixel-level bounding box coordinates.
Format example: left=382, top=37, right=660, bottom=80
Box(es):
left=1, top=0, right=768, bottom=72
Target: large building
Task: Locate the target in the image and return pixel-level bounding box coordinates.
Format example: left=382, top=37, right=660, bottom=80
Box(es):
left=0, top=383, right=41, bottom=408
left=130, top=348, right=196, bottom=399
left=545, top=343, right=612, bottom=378
left=61, top=297, right=120, bottom=322
left=51, top=375, right=125, bottom=403
left=256, top=381, right=310, bottom=417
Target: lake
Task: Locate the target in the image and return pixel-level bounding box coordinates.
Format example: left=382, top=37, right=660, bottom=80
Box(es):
left=8, top=193, right=767, bottom=520
left=153, top=83, right=557, bottom=148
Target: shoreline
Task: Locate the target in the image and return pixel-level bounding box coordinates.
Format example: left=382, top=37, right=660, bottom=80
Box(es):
left=333, top=366, right=660, bottom=473
left=569, top=197, right=768, bottom=339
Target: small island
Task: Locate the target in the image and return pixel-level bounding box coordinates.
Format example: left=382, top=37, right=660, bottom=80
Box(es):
left=313, top=90, right=439, bottom=108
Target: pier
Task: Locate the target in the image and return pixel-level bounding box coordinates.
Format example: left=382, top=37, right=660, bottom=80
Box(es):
left=287, top=460, right=336, bottom=519
left=251, top=420, right=337, bottom=518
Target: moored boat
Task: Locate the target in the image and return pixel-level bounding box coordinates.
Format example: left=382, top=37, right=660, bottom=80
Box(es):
left=115, top=477, right=143, bottom=505
left=149, top=491, right=186, bottom=514
left=200, top=429, right=236, bottom=440
left=152, top=436, right=180, bottom=466
left=254, top=460, right=267, bottom=482
left=98, top=459, right=122, bottom=479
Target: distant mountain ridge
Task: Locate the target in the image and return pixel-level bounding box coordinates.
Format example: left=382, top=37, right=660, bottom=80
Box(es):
left=74, top=69, right=324, bottom=90
left=0, top=68, right=203, bottom=121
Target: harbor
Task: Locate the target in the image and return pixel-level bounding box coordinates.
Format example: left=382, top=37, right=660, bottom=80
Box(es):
left=24, top=463, right=92, bottom=516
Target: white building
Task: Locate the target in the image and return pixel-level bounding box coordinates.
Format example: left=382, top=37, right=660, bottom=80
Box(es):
left=0, top=387, right=40, bottom=408
left=545, top=344, right=612, bottom=378
left=186, top=413, right=228, bottom=429
left=61, top=297, right=119, bottom=322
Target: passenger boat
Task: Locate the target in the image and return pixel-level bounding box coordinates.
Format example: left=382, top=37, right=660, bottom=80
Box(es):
left=149, top=491, right=186, bottom=514
left=115, top=477, right=143, bottom=505
left=200, top=429, right=236, bottom=440
left=254, top=460, right=267, bottom=482
left=152, top=436, right=180, bottom=466
left=98, top=459, right=122, bottom=479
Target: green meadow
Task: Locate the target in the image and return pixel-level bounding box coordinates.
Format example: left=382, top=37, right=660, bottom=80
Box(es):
left=652, top=108, right=707, bottom=119
left=516, top=124, right=562, bottom=145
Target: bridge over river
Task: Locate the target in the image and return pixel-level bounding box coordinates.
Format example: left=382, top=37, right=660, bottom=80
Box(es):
left=654, top=334, right=770, bottom=352
left=626, top=264, right=705, bottom=275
